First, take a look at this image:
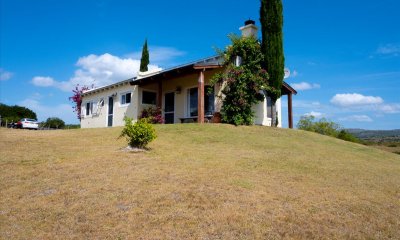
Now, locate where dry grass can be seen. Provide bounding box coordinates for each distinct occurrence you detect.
[0,124,399,239]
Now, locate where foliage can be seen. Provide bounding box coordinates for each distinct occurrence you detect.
[64,124,81,129]
[43,117,65,129]
[69,84,92,120]
[297,115,339,137]
[260,0,284,126]
[140,106,164,124]
[140,39,149,72]
[211,35,276,126]
[119,117,156,148]
[0,103,37,126]
[297,115,359,143]
[337,129,360,143]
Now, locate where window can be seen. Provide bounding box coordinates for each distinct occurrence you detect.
[142,91,157,105]
[121,92,131,105]
[187,86,215,117]
[85,102,94,116]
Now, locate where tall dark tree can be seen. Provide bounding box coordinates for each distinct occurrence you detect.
[139,39,149,72]
[260,0,284,127]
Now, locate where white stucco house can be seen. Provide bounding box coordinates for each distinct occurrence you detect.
[80,21,297,129]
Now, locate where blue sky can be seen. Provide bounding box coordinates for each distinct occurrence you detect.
[1,0,399,129]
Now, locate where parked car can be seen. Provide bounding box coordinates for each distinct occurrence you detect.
[16,118,39,130]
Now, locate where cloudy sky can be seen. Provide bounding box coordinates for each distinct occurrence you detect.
[1,0,399,129]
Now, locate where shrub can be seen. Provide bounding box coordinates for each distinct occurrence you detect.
[140,107,164,124]
[119,117,156,149]
[43,117,65,129]
[297,115,360,143]
[337,130,359,143]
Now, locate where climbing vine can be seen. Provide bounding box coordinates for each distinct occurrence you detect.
[211,35,278,125]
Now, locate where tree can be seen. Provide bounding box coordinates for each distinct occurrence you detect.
[139,39,149,72]
[43,117,65,129]
[69,84,92,121]
[260,0,284,127]
[211,35,273,126]
[0,103,37,126]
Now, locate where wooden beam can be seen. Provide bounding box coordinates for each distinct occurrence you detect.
[198,71,205,124]
[157,80,162,108]
[288,93,293,129]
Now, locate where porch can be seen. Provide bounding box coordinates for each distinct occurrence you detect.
[130,58,297,128]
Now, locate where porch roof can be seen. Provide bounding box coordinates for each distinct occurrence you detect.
[130,56,223,86]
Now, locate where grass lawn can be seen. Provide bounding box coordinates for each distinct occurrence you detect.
[1,124,399,239]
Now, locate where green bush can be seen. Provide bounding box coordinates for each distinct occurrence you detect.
[43,117,65,129]
[297,115,359,143]
[337,130,359,143]
[119,117,156,149]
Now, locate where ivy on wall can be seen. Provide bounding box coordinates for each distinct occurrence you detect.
[211,35,278,126]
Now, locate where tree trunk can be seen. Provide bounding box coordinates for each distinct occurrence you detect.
[270,101,277,127]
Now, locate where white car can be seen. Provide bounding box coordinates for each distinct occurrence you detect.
[17,118,39,130]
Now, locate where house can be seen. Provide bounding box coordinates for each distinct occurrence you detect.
[80,21,297,129]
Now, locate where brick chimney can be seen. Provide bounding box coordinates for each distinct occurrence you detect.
[239,20,258,38]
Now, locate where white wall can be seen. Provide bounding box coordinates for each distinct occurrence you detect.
[81,85,138,128]
[252,96,282,127]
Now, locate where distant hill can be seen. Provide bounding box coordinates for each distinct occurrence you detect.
[347,128,400,142]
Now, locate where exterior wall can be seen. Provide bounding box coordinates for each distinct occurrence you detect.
[81,84,138,128]
[252,96,282,127]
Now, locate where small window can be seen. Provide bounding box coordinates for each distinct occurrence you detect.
[86,102,90,116]
[121,92,131,105]
[85,102,94,116]
[142,91,157,105]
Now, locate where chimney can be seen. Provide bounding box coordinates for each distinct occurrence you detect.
[239,20,258,38]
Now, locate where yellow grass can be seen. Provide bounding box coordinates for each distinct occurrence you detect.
[1,124,399,239]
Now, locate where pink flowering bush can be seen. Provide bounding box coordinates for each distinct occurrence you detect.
[69,84,93,120]
[140,107,164,124]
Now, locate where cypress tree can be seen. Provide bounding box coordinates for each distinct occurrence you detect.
[260,0,284,127]
[139,39,149,72]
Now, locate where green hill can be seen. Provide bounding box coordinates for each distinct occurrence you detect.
[1,124,399,239]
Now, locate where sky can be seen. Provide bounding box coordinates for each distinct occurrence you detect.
[1,0,399,129]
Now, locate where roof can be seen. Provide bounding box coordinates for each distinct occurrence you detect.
[130,55,296,95]
[81,78,133,97]
[81,55,296,97]
[130,55,223,86]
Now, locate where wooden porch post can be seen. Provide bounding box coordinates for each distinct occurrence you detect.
[288,92,293,129]
[157,80,162,108]
[198,70,205,124]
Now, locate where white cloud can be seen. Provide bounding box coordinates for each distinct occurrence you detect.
[339,115,373,122]
[32,76,55,87]
[0,68,13,81]
[291,70,299,77]
[377,104,400,114]
[376,44,400,56]
[126,46,186,66]
[32,53,162,92]
[330,93,383,107]
[291,82,320,91]
[18,98,77,124]
[304,111,324,118]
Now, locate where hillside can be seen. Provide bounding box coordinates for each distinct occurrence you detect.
[1,125,399,239]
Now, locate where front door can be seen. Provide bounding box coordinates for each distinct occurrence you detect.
[164,92,175,124]
[108,96,114,127]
